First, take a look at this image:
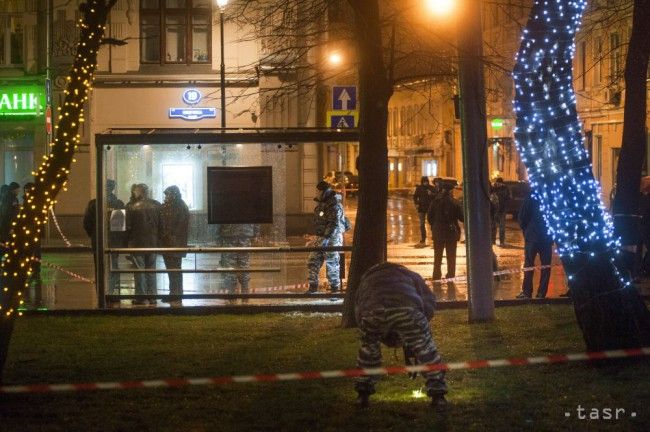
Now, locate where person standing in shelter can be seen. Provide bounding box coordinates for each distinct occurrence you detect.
[217,223,258,301]
[160,185,190,307]
[306,180,348,293]
[427,182,464,287]
[354,262,447,408]
[413,176,435,248]
[516,191,553,299]
[125,183,161,305]
[490,177,510,246]
[83,179,126,296]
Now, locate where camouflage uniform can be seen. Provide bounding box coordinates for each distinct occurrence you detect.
[307,188,345,292]
[218,224,258,293]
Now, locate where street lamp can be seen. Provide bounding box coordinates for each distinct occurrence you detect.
[425,0,455,16]
[217,0,228,127]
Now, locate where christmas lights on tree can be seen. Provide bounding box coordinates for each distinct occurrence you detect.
[513,0,650,349]
[0,1,116,326]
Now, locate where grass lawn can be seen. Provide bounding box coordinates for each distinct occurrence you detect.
[1,305,649,431]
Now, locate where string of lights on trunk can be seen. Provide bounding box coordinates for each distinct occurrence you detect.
[0,1,114,319]
[512,0,629,287]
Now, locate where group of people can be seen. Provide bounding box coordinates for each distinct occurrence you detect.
[414,175,554,299]
[84,180,191,306]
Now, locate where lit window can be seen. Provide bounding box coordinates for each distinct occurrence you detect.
[0,14,23,67]
[161,163,195,209]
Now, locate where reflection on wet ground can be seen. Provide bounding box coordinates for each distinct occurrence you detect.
[22,196,648,310]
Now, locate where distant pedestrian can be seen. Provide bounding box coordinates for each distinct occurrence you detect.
[491,177,510,246]
[160,185,190,307]
[217,223,259,302]
[516,192,553,299]
[413,176,435,247]
[83,179,126,296]
[427,182,463,286]
[125,183,161,305]
[354,262,447,408]
[306,181,348,293]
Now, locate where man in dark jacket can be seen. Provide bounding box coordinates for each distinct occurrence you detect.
[413,176,435,247]
[491,177,510,246]
[306,181,346,293]
[354,262,447,408]
[516,192,553,299]
[125,183,161,305]
[83,179,126,295]
[427,185,464,284]
[160,185,190,306]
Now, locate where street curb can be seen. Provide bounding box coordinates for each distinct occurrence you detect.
[18,298,580,317]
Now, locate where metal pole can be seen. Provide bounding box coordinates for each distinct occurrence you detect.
[457,1,495,322]
[95,139,106,308]
[220,8,226,128]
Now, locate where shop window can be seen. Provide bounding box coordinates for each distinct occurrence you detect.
[0,14,23,67]
[423,160,437,177]
[162,163,195,209]
[140,0,211,65]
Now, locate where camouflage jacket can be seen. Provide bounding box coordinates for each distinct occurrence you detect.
[313,189,344,238]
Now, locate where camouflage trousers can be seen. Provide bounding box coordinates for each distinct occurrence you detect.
[220,252,251,293]
[355,307,447,397]
[307,235,342,290]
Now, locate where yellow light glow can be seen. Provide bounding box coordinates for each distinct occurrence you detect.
[425,0,455,16]
[412,389,426,399]
[328,52,343,66]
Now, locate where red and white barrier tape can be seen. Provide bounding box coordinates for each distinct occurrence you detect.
[49,207,72,248]
[1,347,648,394]
[32,257,95,285]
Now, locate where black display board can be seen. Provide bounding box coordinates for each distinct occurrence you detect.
[207,166,273,224]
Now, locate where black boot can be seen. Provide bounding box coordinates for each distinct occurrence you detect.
[305,283,318,294]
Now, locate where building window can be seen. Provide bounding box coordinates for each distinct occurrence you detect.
[0,14,23,67]
[140,0,211,65]
[593,36,603,86]
[609,32,621,82]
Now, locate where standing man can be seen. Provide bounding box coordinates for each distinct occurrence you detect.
[516,191,553,299]
[306,180,346,293]
[217,223,258,300]
[125,183,161,305]
[413,176,435,247]
[159,185,190,307]
[491,177,510,246]
[427,181,463,286]
[83,179,126,295]
[354,262,447,408]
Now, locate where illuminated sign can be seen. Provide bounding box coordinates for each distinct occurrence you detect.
[169,107,216,120]
[0,84,45,118]
[491,118,504,129]
[182,88,202,105]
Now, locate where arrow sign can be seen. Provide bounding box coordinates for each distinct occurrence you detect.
[332,86,357,110]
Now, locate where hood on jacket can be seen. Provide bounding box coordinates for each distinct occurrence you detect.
[164,185,182,201]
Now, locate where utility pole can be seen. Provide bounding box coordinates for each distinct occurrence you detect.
[457,1,494,322]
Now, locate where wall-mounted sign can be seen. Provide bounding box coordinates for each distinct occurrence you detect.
[182,88,202,105]
[491,118,505,129]
[0,84,45,118]
[169,107,216,121]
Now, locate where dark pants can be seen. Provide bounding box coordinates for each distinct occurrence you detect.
[355,307,447,397]
[418,212,427,242]
[491,212,506,244]
[432,231,458,281]
[163,255,183,295]
[522,241,552,297]
[92,251,121,295]
[133,253,157,296]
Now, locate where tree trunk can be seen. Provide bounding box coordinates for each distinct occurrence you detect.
[514,0,650,351]
[0,0,116,379]
[612,0,650,273]
[341,0,392,327]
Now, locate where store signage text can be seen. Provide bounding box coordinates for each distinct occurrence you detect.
[0,85,45,118]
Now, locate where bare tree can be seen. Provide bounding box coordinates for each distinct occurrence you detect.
[0,0,117,379]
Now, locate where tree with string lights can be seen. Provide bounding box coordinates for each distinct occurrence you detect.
[513,0,650,350]
[0,0,117,379]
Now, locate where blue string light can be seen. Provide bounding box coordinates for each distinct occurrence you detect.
[512,0,630,287]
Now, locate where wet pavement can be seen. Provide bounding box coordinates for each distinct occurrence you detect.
[20,195,648,310]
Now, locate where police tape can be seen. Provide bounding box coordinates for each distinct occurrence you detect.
[1,347,648,394]
[32,257,95,285]
[49,207,73,248]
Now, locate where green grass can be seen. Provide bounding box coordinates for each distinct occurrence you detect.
[2,305,649,431]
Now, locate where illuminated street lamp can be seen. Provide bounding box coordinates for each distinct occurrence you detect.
[328,51,343,66]
[425,0,455,16]
[217,0,228,127]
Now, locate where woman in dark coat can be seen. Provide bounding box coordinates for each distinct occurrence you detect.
[159,185,190,305]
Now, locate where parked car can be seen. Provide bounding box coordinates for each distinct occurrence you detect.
[323,170,359,196]
[502,180,530,218]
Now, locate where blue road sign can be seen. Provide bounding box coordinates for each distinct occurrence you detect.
[169,107,216,120]
[329,114,355,128]
[45,78,52,105]
[332,86,357,110]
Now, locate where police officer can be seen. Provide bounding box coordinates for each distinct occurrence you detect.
[218,224,258,298]
[354,262,447,408]
[306,180,346,293]
[427,181,464,284]
[413,176,435,247]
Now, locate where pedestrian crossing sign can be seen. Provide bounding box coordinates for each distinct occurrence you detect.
[327,110,358,128]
